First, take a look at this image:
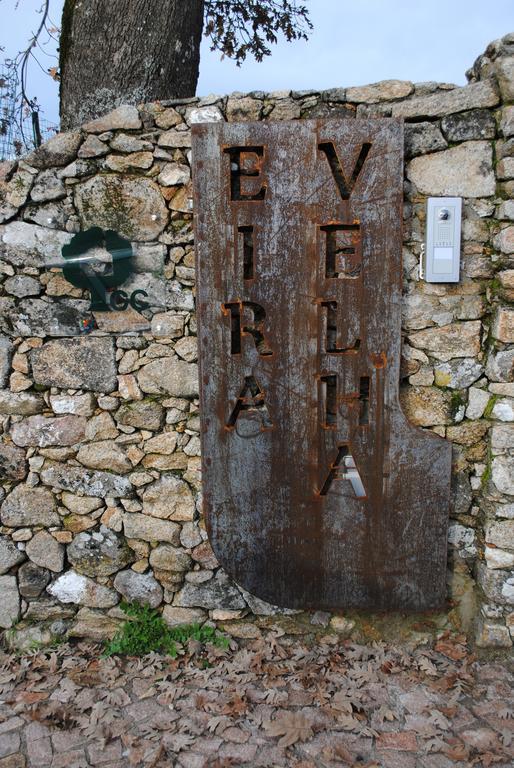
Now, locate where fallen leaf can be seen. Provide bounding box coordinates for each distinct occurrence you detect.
[499,730,512,748]
[332,743,355,764]
[331,691,354,714]
[264,711,314,747]
[15,691,48,705]
[221,694,248,716]
[132,678,157,699]
[418,656,439,677]
[375,704,398,723]
[481,751,505,767]
[27,700,80,730]
[429,710,451,730]
[102,687,131,707]
[434,639,468,661]
[207,715,231,734]
[444,740,469,761]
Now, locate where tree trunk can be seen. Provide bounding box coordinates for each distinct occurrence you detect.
[59,0,205,130]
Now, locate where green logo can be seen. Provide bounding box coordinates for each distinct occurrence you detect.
[61,227,149,312]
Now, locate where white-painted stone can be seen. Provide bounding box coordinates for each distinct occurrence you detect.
[186,106,224,124]
[47,570,119,607]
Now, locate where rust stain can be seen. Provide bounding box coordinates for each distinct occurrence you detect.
[192,118,451,611]
[371,352,388,369]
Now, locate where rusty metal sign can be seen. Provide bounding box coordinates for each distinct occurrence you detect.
[192,119,451,611]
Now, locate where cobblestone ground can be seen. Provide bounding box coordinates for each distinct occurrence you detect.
[0,633,512,767]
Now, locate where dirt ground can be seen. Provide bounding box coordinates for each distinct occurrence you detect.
[0,631,512,767]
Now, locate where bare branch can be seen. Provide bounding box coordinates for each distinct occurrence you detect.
[204,0,312,65]
[3,0,56,153]
[18,0,51,110]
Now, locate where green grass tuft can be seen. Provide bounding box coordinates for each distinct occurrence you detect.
[483,394,497,419]
[450,390,466,420]
[103,602,229,658]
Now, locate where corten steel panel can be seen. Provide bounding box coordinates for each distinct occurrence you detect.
[192,119,451,611]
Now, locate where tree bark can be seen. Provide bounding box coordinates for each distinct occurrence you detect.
[59,0,205,130]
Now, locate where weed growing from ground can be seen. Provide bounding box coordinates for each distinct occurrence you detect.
[103,602,229,658]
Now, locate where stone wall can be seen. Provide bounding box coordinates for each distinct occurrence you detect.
[0,33,513,649]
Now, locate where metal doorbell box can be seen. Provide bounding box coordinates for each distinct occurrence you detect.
[422,197,462,283]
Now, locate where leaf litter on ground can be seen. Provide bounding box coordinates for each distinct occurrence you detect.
[0,627,512,767]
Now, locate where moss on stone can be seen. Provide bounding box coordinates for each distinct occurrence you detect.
[483,394,498,419]
[450,391,466,419]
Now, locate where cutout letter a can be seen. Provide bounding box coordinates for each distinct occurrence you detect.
[227,375,273,430]
[319,445,366,498]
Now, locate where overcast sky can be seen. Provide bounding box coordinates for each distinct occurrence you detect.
[2,0,513,127]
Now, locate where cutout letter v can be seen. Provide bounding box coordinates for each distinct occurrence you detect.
[318,141,371,200]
